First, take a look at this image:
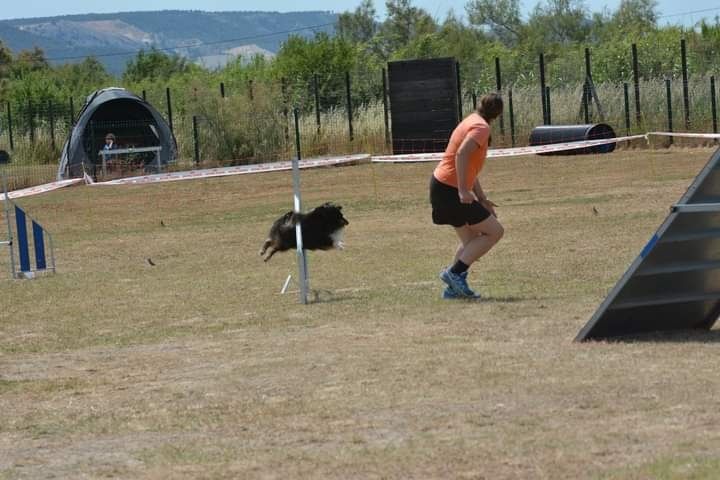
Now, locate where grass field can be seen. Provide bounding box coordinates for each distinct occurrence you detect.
[2,147,720,479]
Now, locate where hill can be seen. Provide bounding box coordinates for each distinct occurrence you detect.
[0,10,337,74]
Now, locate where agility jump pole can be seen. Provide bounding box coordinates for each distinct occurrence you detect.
[292,108,309,304]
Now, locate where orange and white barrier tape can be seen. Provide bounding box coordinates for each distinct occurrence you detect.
[646,131,720,140]
[371,134,648,163]
[91,154,371,186]
[2,132,719,199]
[1,178,84,201]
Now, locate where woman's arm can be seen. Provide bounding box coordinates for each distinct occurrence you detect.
[472,178,486,201]
[473,178,498,217]
[455,137,480,204]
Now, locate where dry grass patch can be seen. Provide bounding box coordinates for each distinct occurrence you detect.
[2,147,720,478]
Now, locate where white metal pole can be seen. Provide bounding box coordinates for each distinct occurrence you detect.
[292,108,309,304]
[291,154,309,305]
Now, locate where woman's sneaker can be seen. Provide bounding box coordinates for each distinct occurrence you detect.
[440,269,481,298]
[442,286,461,299]
[442,286,482,300]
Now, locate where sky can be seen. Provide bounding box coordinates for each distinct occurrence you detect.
[1,0,719,24]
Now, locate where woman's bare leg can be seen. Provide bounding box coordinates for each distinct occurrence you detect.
[453,224,476,263]
[454,215,504,267]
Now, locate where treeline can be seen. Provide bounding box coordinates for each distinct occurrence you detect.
[1,0,720,110]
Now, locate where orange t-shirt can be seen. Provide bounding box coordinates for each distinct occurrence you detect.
[433,113,490,190]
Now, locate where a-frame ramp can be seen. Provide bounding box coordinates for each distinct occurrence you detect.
[576,147,720,341]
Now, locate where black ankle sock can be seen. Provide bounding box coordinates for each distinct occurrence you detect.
[450,260,469,274]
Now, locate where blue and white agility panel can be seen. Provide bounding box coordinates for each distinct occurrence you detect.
[2,201,56,279]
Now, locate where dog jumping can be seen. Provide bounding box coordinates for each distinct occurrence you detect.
[260,202,349,262]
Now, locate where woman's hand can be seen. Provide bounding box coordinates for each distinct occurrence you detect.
[480,198,498,217]
[458,189,477,204]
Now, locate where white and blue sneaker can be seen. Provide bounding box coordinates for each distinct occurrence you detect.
[440,269,481,299]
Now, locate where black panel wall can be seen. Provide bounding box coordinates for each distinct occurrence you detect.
[388,58,459,155]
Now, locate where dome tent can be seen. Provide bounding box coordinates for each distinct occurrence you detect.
[58,87,177,179]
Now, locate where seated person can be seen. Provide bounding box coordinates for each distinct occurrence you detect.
[99,133,124,174]
[103,133,117,151]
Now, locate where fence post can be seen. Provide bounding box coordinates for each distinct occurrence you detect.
[623,82,631,135]
[192,115,200,165]
[632,43,641,126]
[495,57,505,135]
[6,102,13,150]
[472,92,477,110]
[165,87,174,134]
[345,71,354,142]
[220,82,226,98]
[48,99,56,150]
[585,47,591,77]
[456,61,463,120]
[69,97,75,127]
[248,79,254,101]
[27,100,35,143]
[711,76,718,134]
[539,53,547,125]
[545,86,552,125]
[665,78,673,145]
[281,78,289,142]
[680,38,690,130]
[382,68,390,147]
[313,74,321,135]
[583,80,590,123]
[508,87,516,147]
[142,90,147,101]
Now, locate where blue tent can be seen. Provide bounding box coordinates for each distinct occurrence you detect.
[58,87,177,179]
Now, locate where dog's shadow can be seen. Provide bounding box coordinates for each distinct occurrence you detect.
[307,289,360,304]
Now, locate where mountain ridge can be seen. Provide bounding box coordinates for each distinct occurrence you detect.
[0,10,338,74]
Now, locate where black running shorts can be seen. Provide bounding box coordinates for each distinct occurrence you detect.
[429,175,491,227]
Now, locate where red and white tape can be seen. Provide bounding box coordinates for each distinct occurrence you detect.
[371,134,648,163]
[91,154,371,186]
[646,131,720,140]
[2,132,718,199]
[1,178,84,201]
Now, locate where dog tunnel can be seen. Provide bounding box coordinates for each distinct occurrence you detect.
[528,123,616,155]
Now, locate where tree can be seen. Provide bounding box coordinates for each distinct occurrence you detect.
[337,0,377,44]
[12,46,49,78]
[273,33,358,107]
[528,0,591,45]
[466,0,524,47]
[55,57,111,93]
[123,48,193,83]
[373,0,437,58]
[612,0,658,32]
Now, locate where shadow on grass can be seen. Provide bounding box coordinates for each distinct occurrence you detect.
[307,290,361,304]
[595,328,720,343]
[480,295,527,303]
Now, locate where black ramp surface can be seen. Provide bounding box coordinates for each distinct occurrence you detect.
[576,147,720,341]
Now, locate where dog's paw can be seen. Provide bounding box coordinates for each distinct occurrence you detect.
[335,241,345,250]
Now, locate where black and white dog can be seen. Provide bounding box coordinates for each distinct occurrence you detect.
[260,202,349,262]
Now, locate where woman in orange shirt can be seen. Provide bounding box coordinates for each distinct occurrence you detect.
[430,93,505,299]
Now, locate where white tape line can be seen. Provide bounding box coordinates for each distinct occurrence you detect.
[91,154,371,186]
[2,131,717,199]
[371,134,647,163]
[1,178,84,201]
[647,131,720,139]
